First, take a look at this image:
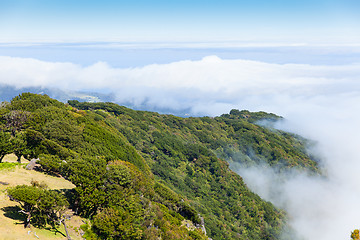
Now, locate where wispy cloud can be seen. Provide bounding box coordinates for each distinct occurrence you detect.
[1,55,360,239]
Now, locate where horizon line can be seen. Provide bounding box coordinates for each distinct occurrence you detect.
[1,40,360,49]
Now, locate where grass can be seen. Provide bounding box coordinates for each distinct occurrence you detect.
[0,154,84,239]
[0,162,23,171]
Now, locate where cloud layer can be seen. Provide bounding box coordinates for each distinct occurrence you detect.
[1,55,360,239]
[1,55,359,115]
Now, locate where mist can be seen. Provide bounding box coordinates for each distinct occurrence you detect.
[1,55,360,239]
[232,94,360,239]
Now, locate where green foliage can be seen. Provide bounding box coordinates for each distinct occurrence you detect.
[0,94,320,239]
[92,207,143,240]
[8,185,41,206]
[64,156,108,217]
[9,92,63,111]
[1,94,209,239]
[0,162,21,170]
[69,102,299,239]
[80,222,99,240]
[24,129,75,159]
[10,132,28,162]
[42,119,83,149]
[189,229,208,240]
[0,131,12,162]
[38,154,63,174]
[154,182,180,203]
[7,185,68,228]
[106,163,132,187]
[4,110,30,136]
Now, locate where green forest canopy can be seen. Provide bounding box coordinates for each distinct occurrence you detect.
[1,93,319,240]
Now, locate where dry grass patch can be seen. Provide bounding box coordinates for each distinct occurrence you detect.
[2,153,27,163]
[0,154,84,239]
[0,154,74,191]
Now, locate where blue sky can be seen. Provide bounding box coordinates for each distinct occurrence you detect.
[1,0,359,43]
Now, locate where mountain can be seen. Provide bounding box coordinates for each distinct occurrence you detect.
[0,84,193,116]
[0,84,115,103]
[0,93,319,239]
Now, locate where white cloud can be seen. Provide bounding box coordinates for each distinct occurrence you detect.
[1,55,359,114]
[1,55,360,239]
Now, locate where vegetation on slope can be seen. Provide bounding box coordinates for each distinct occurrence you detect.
[0,93,319,239]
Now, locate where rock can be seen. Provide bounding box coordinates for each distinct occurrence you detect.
[26,158,39,170]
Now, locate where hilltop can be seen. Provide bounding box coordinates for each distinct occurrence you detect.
[0,93,318,239]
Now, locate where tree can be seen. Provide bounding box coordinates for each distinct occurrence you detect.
[106,163,131,187]
[92,207,143,240]
[10,132,27,162]
[7,184,68,228]
[0,131,12,162]
[65,157,107,217]
[4,110,30,136]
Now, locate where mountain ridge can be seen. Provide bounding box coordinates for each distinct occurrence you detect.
[0,93,318,239]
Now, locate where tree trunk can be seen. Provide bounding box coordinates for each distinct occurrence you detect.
[18,210,31,228]
[62,218,72,240]
[0,154,4,163]
[16,154,21,163]
[25,212,31,228]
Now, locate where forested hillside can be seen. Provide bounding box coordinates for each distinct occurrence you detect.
[0,93,318,239]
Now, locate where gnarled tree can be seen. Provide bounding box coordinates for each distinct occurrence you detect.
[0,131,12,162]
[7,184,68,229]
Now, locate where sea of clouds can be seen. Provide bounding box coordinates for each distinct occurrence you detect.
[1,55,360,239]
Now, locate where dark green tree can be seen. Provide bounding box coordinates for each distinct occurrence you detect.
[92,207,143,240]
[64,157,108,217]
[0,131,12,162]
[4,110,30,136]
[7,184,68,228]
[10,132,27,162]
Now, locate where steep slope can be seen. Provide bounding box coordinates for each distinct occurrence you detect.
[0,93,318,239]
[69,101,319,239]
[69,101,318,172]
[1,93,207,239]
